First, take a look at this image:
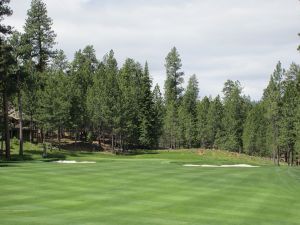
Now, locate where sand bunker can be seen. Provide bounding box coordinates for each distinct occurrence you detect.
[55,160,96,164]
[183,164,259,168]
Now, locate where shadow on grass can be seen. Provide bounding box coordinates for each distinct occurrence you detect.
[0,163,19,167]
[119,149,159,156]
[1,149,82,164]
[59,142,100,152]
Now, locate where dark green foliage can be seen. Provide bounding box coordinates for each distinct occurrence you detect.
[69,45,98,134]
[152,84,164,147]
[279,64,300,164]
[0,39,16,160]
[178,75,199,148]
[196,96,210,148]
[206,95,223,148]
[243,103,268,156]
[0,0,12,36]
[118,58,142,149]
[163,47,184,148]
[24,0,56,72]
[86,50,119,148]
[19,0,57,145]
[0,0,14,92]
[87,52,160,150]
[263,62,284,164]
[100,50,120,139]
[0,40,15,94]
[50,49,69,72]
[8,31,30,156]
[87,63,106,131]
[37,71,71,131]
[216,80,249,152]
[1,0,299,165]
[138,62,156,148]
[21,64,39,129]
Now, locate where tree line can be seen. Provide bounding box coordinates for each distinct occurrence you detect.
[0,0,299,165]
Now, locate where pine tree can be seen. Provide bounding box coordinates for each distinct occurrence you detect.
[102,50,120,150]
[138,62,155,148]
[86,62,107,149]
[0,0,12,36]
[24,0,56,72]
[243,102,267,156]
[8,31,28,156]
[37,70,71,149]
[22,0,56,144]
[206,95,223,149]
[183,75,199,147]
[279,63,300,165]
[22,62,38,143]
[118,58,142,150]
[0,0,13,160]
[0,40,15,160]
[50,49,69,72]
[196,96,210,148]
[263,62,284,165]
[70,45,98,141]
[163,47,184,149]
[152,84,164,148]
[218,80,246,152]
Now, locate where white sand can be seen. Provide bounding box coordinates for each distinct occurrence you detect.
[183,164,259,168]
[55,160,96,164]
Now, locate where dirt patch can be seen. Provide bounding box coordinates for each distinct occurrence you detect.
[197,149,206,156]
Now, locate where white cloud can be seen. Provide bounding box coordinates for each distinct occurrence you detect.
[6,0,300,100]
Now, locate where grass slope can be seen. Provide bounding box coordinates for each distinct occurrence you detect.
[1,142,300,225]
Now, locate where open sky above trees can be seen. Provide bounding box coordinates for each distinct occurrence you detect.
[7,0,300,100]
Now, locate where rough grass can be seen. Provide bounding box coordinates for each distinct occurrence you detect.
[0,141,299,225]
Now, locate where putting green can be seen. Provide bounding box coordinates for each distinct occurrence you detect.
[0,150,300,225]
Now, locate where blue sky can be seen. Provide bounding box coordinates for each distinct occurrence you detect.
[7,0,300,100]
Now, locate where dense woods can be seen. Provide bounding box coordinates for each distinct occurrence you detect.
[1,0,300,165]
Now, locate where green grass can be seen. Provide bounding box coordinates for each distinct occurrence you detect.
[1,142,300,225]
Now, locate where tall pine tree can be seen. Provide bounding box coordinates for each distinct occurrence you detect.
[0,0,13,160]
[179,75,199,148]
[152,84,164,148]
[163,47,184,149]
[138,62,156,148]
[206,95,223,149]
[263,62,284,165]
[24,0,56,72]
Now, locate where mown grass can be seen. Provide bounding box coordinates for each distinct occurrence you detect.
[0,141,299,225]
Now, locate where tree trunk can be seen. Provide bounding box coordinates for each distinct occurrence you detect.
[273,149,276,165]
[277,147,280,166]
[97,129,102,151]
[98,137,101,150]
[58,126,61,150]
[75,129,78,144]
[3,91,10,160]
[120,134,123,152]
[112,134,114,152]
[0,139,3,159]
[41,127,44,144]
[29,114,33,143]
[17,75,24,156]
